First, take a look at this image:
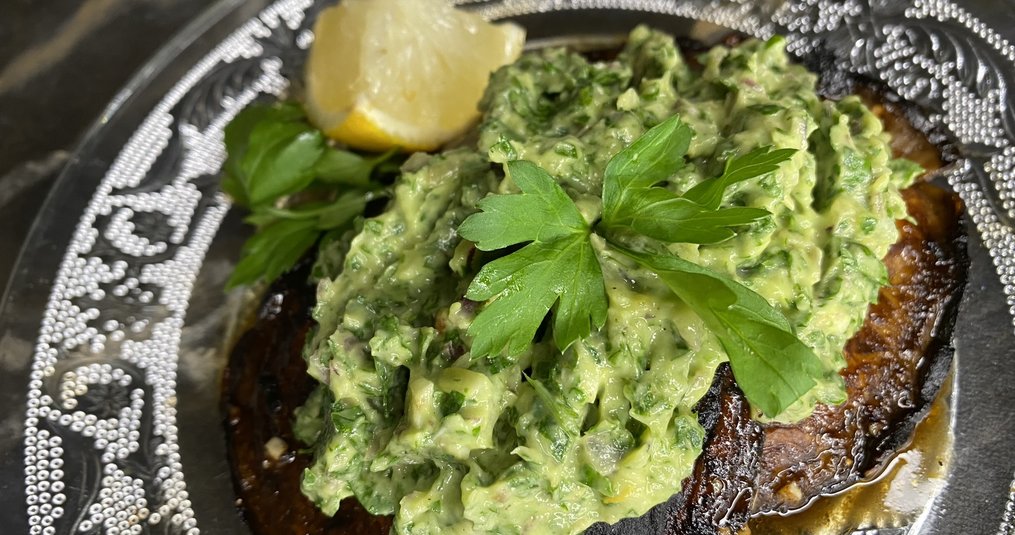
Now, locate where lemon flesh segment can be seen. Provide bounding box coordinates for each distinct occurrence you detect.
[305,0,526,152]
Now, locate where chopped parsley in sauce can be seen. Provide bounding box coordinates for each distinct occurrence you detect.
[293,27,916,534]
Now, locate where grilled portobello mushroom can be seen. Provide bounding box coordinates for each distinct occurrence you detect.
[222,37,967,535]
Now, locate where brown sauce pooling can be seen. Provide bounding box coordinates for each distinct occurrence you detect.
[747,376,953,534]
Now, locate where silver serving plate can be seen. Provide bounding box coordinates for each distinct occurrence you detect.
[1,0,1014,533]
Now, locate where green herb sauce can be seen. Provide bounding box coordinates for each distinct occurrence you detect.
[295,27,916,534]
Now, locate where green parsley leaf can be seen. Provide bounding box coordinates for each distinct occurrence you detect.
[223,102,322,207]
[459,160,607,358]
[681,146,797,209]
[221,102,398,288]
[253,190,370,230]
[223,103,395,209]
[315,191,371,229]
[601,115,693,222]
[526,374,580,435]
[222,102,305,202]
[457,112,825,417]
[459,160,587,250]
[315,147,398,188]
[614,246,827,417]
[887,157,925,188]
[747,103,782,115]
[605,185,770,244]
[438,390,467,416]
[229,191,372,289]
[601,117,794,244]
[240,122,325,206]
[226,217,320,290]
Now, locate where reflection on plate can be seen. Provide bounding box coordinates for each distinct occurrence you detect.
[6,0,1015,534]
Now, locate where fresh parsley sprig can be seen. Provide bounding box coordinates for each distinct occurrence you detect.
[612,247,825,417]
[222,102,396,289]
[458,160,608,357]
[601,117,785,244]
[459,114,826,417]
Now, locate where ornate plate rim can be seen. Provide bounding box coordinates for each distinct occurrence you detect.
[6,0,1015,534]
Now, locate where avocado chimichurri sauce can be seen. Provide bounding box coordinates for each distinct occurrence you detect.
[291,27,920,534]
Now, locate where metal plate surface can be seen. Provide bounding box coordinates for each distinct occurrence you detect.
[1,0,1015,533]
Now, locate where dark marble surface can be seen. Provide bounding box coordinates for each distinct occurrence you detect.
[1,0,1013,293]
[0,0,210,288]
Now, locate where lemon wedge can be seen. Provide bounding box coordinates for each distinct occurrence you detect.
[304,0,525,152]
